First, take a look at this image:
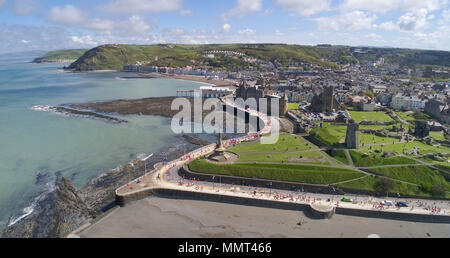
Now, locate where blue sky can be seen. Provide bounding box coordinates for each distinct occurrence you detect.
[0,0,449,54]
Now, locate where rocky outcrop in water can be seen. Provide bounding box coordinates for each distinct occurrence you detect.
[1,135,198,238]
[1,178,92,238]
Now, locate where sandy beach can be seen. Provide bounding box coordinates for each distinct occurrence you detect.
[169,74,237,88]
[79,197,450,238]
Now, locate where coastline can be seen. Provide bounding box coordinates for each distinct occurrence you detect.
[166,74,237,88]
[62,68,238,88]
[1,132,207,238]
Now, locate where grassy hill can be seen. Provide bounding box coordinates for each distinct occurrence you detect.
[66,44,344,71]
[64,44,450,71]
[33,49,87,63]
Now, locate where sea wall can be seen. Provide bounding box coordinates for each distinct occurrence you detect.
[335,207,450,224]
[115,187,450,224]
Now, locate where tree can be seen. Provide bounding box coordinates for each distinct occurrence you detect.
[365,90,374,99]
[431,184,446,197]
[424,66,434,78]
[376,177,395,194]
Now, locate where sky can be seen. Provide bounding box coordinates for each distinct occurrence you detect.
[0,0,449,54]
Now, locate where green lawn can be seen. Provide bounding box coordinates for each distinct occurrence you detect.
[349,111,393,123]
[288,103,300,110]
[310,123,346,146]
[396,111,416,122]
[360,141,450,155]
[330,150,350,165]
[229,134,313,153]
[337,176,435,198]
[350,151,417,167]
[359,133,401,145]
[311,123,402,147]
[189,159,365,185]
[369,166,450,192]
[237,151,329,165]
[430,131,446,141]
[359,125,394,130]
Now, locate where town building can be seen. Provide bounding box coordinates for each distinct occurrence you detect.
[425,99,450,124]
[391,94,427,111]
[310,86,341,112]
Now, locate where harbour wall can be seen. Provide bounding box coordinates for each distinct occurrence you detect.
[116,187,450,224]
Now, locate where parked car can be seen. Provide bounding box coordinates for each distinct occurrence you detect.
[396,202,408,207]
[381,200,394,206]
[341,197,353,203]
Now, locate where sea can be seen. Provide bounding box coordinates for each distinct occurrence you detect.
[0,53,206,231]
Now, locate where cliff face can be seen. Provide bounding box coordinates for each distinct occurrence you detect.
[67,45,136,71]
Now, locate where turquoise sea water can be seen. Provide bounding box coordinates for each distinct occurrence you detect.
[0,54,202,230]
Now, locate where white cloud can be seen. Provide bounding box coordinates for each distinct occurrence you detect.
[317,11,377,31]
[397,8,428,31]
[439,9,450,25]
[365,33,383,41]
[376,21,398,31]
[223,0,262,20]
[340,0,447,13]
[275,30,284,36]
[47,5,151,38]
[238,28,256,36]
[222,24,231,33]
[275,0,331,17]
[113,16,151,37]
[88,18,115,31]
[13,0,40,15]
[0,24,101,54]
[71,35,98,46]
[48,5,87,27]
[102,0,182,14]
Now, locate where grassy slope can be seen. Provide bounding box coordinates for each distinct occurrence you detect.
[310,123,346,146]
[237,151,329,165]
[330,150,350,165]
[54,44,450,71]
[311,123,401,147]
[349,111,393,123]
[189,159,364,185]
[67,44,341,71]
[337,175,430,197]
[228,134,313,153]
[33,49,87,63]
[360,141,450,155]
[369,166,450,192]
[350,151,417,167]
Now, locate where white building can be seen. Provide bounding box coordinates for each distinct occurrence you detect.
[177,86,235,98]
[372,85,387,94]
[391,94,427,111]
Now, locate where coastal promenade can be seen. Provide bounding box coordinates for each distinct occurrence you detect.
[116,95,275,196]
[115,96,450,223]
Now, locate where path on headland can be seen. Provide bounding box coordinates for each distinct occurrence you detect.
[115,96,450,219]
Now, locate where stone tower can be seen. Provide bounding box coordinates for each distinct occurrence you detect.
[345,120,359,149]
[310,86,340,113]
[414,120,430,138]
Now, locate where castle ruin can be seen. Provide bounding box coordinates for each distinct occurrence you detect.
[345,120,359,149]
